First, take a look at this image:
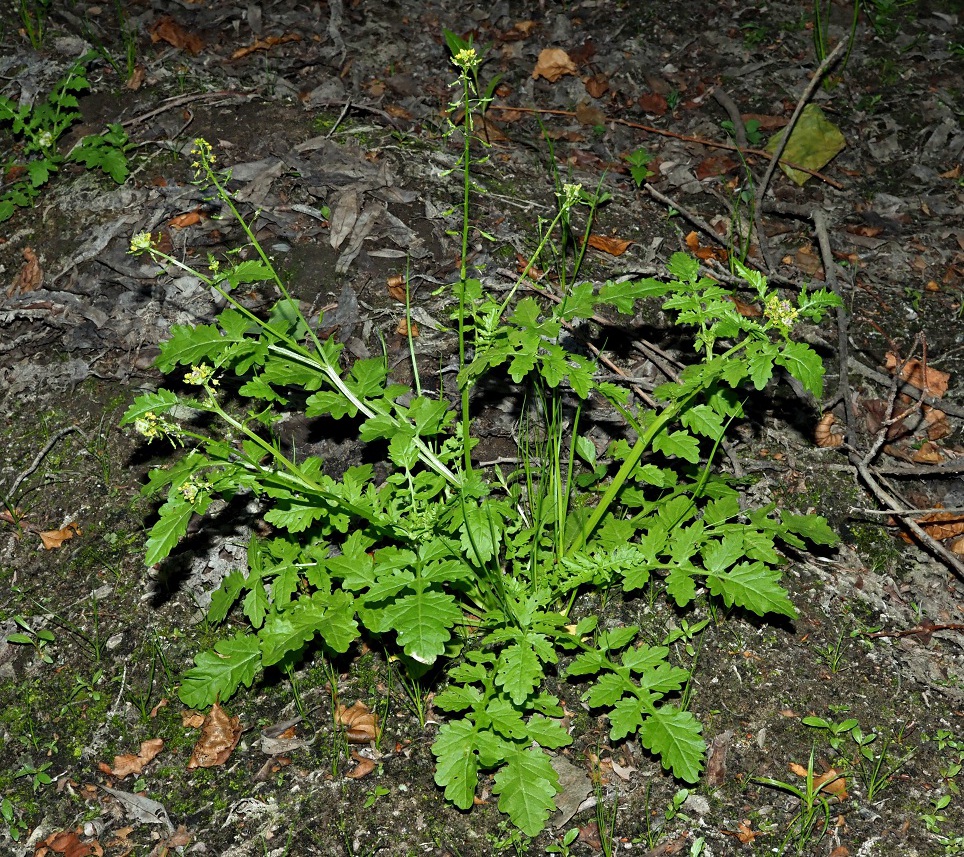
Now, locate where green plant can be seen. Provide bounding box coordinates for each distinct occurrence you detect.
[14,762,53,795]
[755,747,843,855]
[812,0,860,74]
[625,147,655,184]
[721,119,763,146]
[123,42,839,837]
[0,55,131,223]
[16,0,51,49]
[1,797,28,842]
[6,616,55,664]
[363,785,389,808]
[813,629,848,672]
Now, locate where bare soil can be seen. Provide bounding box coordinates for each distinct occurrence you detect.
[1,1,963,856]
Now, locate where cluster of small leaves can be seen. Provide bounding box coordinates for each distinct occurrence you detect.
[0,54,131,222]
[125,172,840,835]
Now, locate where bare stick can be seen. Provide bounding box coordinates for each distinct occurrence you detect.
[2,426,84,504]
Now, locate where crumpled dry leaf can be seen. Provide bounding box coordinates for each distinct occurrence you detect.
[884,352,950,397]
[532,48,578,82]
[8,246,43,297]
[789,762,848,799]
[100,738,164,778]
[187,702,242,769]
[814,412,845,448]
[336,701,380,743]
[586,234,632,256]
[36,829,103,857]
[149,15,204,55]
[345,754,377,779]
[40,522,81,550]
[575,101,606,127]
[230,33,301,60]
[169,211,202,229]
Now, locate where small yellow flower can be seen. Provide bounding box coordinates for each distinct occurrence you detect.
[129,232,155,254]
[184,364,218,386]
[452,47,479,72]
[559,183,583,210]
[133,411,178,442]
[763,293,800,334]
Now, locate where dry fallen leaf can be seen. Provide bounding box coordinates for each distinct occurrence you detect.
[735,819,761,844]
[532,48,578,82]
[37,828,103,857]
[40,522,81,550]
[814,412,845,448]
[584,73,608,98]
[884,352,950,397]
[586,234,632,256]
[169,211,202,229]
[149,15,204,54]
[395,318,418,337]
[638,91,669,116]
[789,762,848,799]
[8,246,43,297]
[187,702,242,769]
[336,701,380,743]
[230,33,301,60]
[345,754,377,779]
[575,101,606,127]
[101,738,164,778]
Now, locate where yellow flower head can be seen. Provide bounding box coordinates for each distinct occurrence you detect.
[452,48,479,72]
[129,232,155,254]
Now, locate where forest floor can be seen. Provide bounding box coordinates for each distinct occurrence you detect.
[1,1,963,855]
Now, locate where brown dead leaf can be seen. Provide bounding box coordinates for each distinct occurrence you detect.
[336,701,380,743]
[912,441,944,464]
[230,33,301,60]
[638,91,668,116]
[726,294,761,318]
[735,819,761,844]
[576,821,602,850]
[695,155,738,181]
[789,762,848,799]
[910,510,964,542]
[187,702,241,769]
[586,234,632,256]
[793,243,824,276]
[584,74,608,99]
[101,738,164,778]
[814,412,845,448]
[149,15,204,54]
[684,230,727,262]
[169,211,202,229]
[345,754,377,779]
[149,698,169,718]
[39,829,103,857]
[532,48,578,82]
[386,275,407,302]
[885,352,950,397]
[829,847,850,857]
[182,710,205,728]
[125,65,145,90]
[8,246,43,297]
[395,318,418,337]
[575,101,606,127]
[705,730,733,787]
[40,522,81,550]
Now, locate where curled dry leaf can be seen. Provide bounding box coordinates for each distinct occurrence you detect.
[789,762,848,800]
[814,412,845,448]
[169,211,202,229]
[40,522,81,550]
[386,275,407,302]
[187,702,242,769]
[149,16,204,55]
[395,318,418,337]
[336,701,380,743]
[230,33,301,60]
[586,234,632,256]
[884,352,950,397]
[38,829,103,857]
[101,738,164,779]
[8,246,43,297]
[345,754,377,779]
[532,48,578,82]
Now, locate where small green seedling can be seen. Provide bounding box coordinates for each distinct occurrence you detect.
[6,616,56,664]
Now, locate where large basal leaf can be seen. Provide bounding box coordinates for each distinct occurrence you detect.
[639,705,705,784]
[433,719,480,809]
[178,632,261,709]
[492,746,560,837]
[383,589,462,665]
[121,389,180,423]
[495,643,543,706]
